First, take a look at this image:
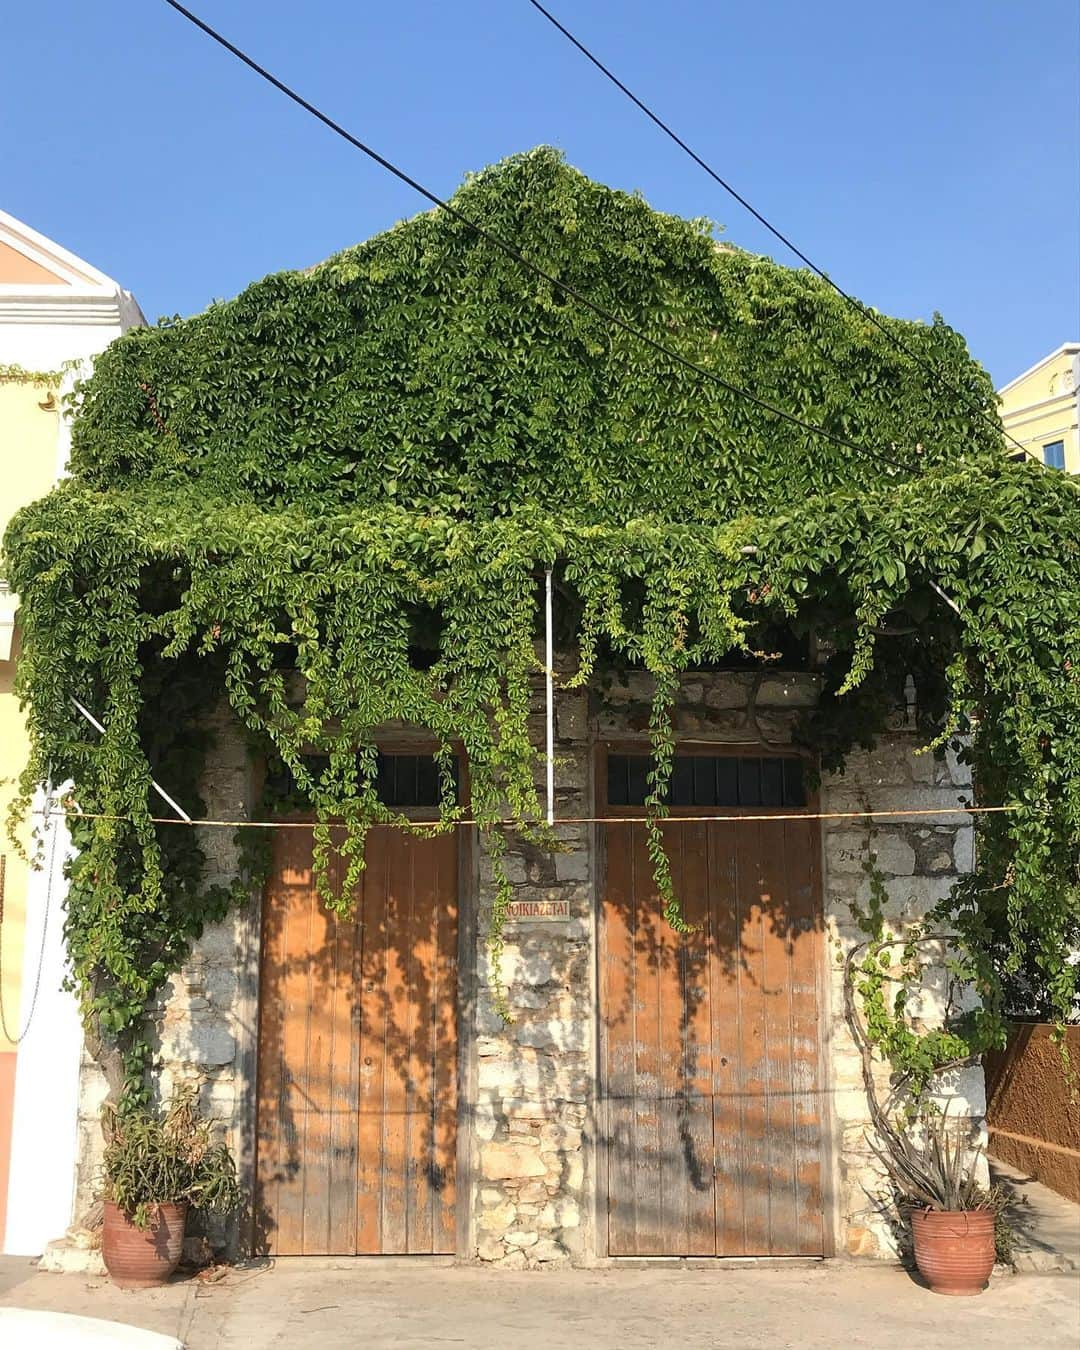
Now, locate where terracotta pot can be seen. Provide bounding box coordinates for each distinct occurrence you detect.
[102,1200,188,1289]
[910,1207,995,1296]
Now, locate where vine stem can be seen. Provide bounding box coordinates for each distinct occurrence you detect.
[843,932,982,1151]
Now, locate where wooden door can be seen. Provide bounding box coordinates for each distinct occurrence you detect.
[599,750,827,1257]
[256,824,458,1255]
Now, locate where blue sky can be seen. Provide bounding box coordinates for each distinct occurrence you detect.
[3,1,1077,386]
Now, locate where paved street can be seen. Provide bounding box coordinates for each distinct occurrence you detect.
[1,1260,1077,1349]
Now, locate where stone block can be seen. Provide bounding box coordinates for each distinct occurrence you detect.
[556,693,588,741]
[480,1141,547,1180]
[756,674,820,707]
[845,1224,881,1258]
[509,987,548,1011]
[908,748,948,785]
[37,1239,106,1276]
[515,1020,586,1052]
[477,1200,516,1232]
[554,850,589,882]
[532,1238,570,1262]
[701,674,753,709]
[190,921,239,964]
[945,743,972,787]
[623,672,656,702]
[538,1197,581,1230]
[825,744,910,792]
[476,997,507,1036]
[474,1102,500,1142]
[954,826,974,871]
[505,1230,538,1247]
[825,829,869,875]
[563,1152,585,1193]
[539,1123,583,1152]
[485,946,554,988]
[503,1098,550,1121]
[869,833,916,877]
[477,1233,505,1262]
[157,1019,236,1068]
[78,1064,110,1117]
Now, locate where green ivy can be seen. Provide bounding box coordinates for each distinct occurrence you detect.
[3,149,1078,1102]
[0,361,68,387]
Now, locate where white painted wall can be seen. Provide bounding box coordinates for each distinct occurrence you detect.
[3,798,82,1256]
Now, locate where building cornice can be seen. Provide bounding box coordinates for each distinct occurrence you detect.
[1000,389,1080,424]
[998,342,1080,397]
[0,291,132,327]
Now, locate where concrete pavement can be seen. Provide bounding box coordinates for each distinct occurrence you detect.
[0,1258,1077,1349]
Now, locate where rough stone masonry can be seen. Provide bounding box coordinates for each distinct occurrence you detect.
[68,670,985,1267]
[466,668,982,1267]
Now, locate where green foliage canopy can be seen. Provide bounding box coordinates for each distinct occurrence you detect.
[4,149,1078,1096]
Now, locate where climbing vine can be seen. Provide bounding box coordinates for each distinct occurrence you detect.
[0,362,63,387]
[3,149,1078,1103]
[843,819,995,1101]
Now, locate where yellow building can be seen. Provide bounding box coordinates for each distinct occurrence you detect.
[0,209,143,1254]
[998,342,1080,472]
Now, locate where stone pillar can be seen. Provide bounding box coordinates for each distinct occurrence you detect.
[153,704,257,1259]
[821,739,984,1259]
[73,706,256,1260]
[471,666,593,1267]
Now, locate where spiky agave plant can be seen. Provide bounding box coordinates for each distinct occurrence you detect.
[868,1108,987,1211]
[102,1084,240,1229]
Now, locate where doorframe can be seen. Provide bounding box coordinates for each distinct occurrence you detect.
[592,737,835,1259]
[455,801,478,1264]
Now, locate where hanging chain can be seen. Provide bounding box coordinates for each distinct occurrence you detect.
[0,794,61,1045]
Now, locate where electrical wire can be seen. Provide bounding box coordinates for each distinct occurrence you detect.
[523,0,1046,468]
[31,802,1017,831]
[161,0,915,476]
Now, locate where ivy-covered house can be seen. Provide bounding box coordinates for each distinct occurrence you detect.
[4,150,1078,1269]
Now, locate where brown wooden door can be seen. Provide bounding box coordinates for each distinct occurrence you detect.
[256,825,458,1255]
[599,751,827,1257]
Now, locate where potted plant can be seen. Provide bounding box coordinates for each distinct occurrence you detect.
[869,1109,1007,1296]
[101,1085,240,1289]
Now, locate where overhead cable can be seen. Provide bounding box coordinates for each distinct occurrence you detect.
[161,0,916,475]
[524,0,1044,467]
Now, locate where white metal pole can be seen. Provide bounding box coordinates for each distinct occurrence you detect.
[929,580,962,617]
[71,698,193,822]
[545,568,555,827]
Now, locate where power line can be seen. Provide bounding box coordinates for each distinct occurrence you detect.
[523,0,1045,468]
[31,803,1013,830]
[161,0,914,476]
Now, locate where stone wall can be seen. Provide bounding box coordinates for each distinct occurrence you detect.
[470,667,985,1266]
[469,667,826,1267]
[67,670,985,1267]
[819,738,985,1258]
[72,706,257,1262]
[471,650,593,1267]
